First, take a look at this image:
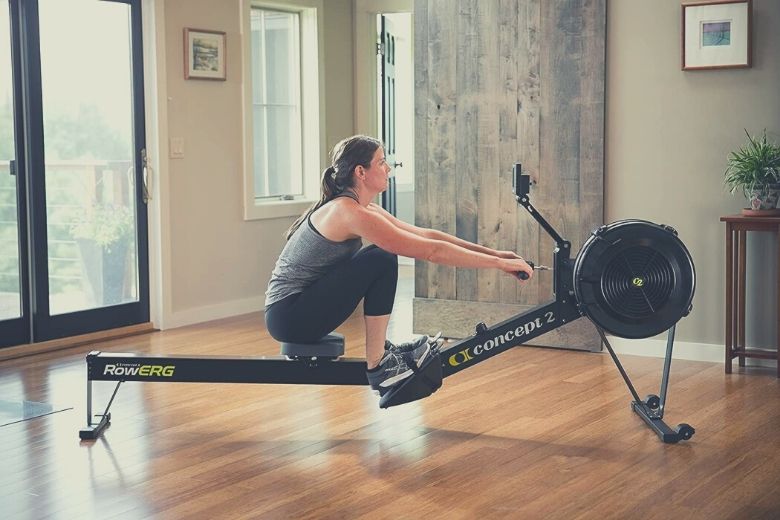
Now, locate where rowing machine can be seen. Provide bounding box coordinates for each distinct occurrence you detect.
[79,164,696,444]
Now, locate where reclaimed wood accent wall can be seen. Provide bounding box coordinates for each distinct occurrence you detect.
[414,0,606,349]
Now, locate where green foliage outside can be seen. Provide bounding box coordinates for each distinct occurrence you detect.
[70,203,134,249]
[0,96,11,159]
[0,97,18,294]
[0,96,131,295]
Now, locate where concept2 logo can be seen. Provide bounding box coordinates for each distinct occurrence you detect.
[448,312,556,367]
[103,363,176,377]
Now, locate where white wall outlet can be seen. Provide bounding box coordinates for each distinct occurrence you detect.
[170,137,185,159]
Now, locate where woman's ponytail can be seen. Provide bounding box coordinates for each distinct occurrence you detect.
[286,166,338,240]
[322,166,339,199]
[284,135,382,240]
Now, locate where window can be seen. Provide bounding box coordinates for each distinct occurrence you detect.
[244,2,322,220]
[251,8,302,199]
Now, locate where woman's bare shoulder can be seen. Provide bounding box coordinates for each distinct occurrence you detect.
[329,196,367,216]
[313,197,368,239]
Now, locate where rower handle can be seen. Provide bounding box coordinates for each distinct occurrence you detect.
[515,261,534,280]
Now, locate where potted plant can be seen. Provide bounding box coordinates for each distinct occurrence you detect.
[70,203,134,305]
[724,129,780,215]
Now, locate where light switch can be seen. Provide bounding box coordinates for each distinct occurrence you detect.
[170,137,185,159]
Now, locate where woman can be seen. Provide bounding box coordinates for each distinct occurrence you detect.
[265,135,533,397]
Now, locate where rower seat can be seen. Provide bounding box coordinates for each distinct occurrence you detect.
[280,332,345,360]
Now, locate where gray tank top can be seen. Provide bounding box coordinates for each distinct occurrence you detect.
[265,193,363,308]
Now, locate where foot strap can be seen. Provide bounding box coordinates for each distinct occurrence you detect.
[403,351,440,392]
[379,348,443,409]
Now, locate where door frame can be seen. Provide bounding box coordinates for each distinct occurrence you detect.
[352,0,412,137]
[0,0,31,347]
[4,0,150,345]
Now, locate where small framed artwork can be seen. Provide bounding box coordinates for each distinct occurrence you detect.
[184,28,226,80]
[682,0,752,70]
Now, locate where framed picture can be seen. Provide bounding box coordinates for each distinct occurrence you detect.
[184,28,226,80]
[682,0,752,70]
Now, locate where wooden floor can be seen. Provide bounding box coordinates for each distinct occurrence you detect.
[2,297,780,518]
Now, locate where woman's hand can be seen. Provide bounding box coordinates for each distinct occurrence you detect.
[498,257,533,280]
[494,249,533,279]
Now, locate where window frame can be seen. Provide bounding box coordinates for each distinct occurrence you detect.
[241,0,324,220]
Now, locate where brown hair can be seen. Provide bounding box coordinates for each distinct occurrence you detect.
[286,135,382,239]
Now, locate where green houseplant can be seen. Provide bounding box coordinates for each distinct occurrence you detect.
[724,129,780,213]
[70,203,134,305]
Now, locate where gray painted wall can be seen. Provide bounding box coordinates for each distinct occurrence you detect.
[607,0,780,346]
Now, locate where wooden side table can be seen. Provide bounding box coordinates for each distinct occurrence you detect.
[720,215,780,377]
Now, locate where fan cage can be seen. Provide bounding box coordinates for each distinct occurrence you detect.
[600,246,676,320]
[573,220,695,339]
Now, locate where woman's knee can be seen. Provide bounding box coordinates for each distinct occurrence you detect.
[362,245,398,273]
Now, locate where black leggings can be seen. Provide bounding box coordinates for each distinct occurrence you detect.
[265,245,398,343]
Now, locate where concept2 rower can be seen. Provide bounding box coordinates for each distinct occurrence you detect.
[80,165,696,444]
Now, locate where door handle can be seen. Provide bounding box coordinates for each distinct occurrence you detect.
[392,161,403,169]
[141,148,152,203]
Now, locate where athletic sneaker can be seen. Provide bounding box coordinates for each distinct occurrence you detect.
[366,338,431,396]
[386,332,443,355]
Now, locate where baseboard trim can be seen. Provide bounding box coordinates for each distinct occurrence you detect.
[606,335,724,363]
[0,322,156,361]
[164,296,266,330]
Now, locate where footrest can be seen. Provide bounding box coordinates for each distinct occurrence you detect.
[379,351,443,408]
[631,401,696,444]
[79,413,111,441]
[280,333,345,359]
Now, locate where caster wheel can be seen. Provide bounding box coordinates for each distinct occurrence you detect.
[676,423,695,441]
[644,394,660,410]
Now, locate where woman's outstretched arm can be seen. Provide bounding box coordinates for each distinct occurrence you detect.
[367,203,522,260]
[346,203,533,278]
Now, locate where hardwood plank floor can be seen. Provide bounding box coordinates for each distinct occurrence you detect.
[1,274,779,519]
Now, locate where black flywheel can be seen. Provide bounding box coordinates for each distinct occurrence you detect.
[573,220,695,339]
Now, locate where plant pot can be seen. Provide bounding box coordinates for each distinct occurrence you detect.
[77,238,130,306]
[102,240,130,305]
[771,183,780,207]
[746,184,780,211]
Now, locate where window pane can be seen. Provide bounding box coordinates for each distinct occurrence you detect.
[38,0,138,315]
[265,13,294,105]
[266,105,297,195]
[251,9,302,199]
[0,2,21,321]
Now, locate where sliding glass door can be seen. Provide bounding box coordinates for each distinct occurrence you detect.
[0,0,148,348]
[0,0,28,346]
